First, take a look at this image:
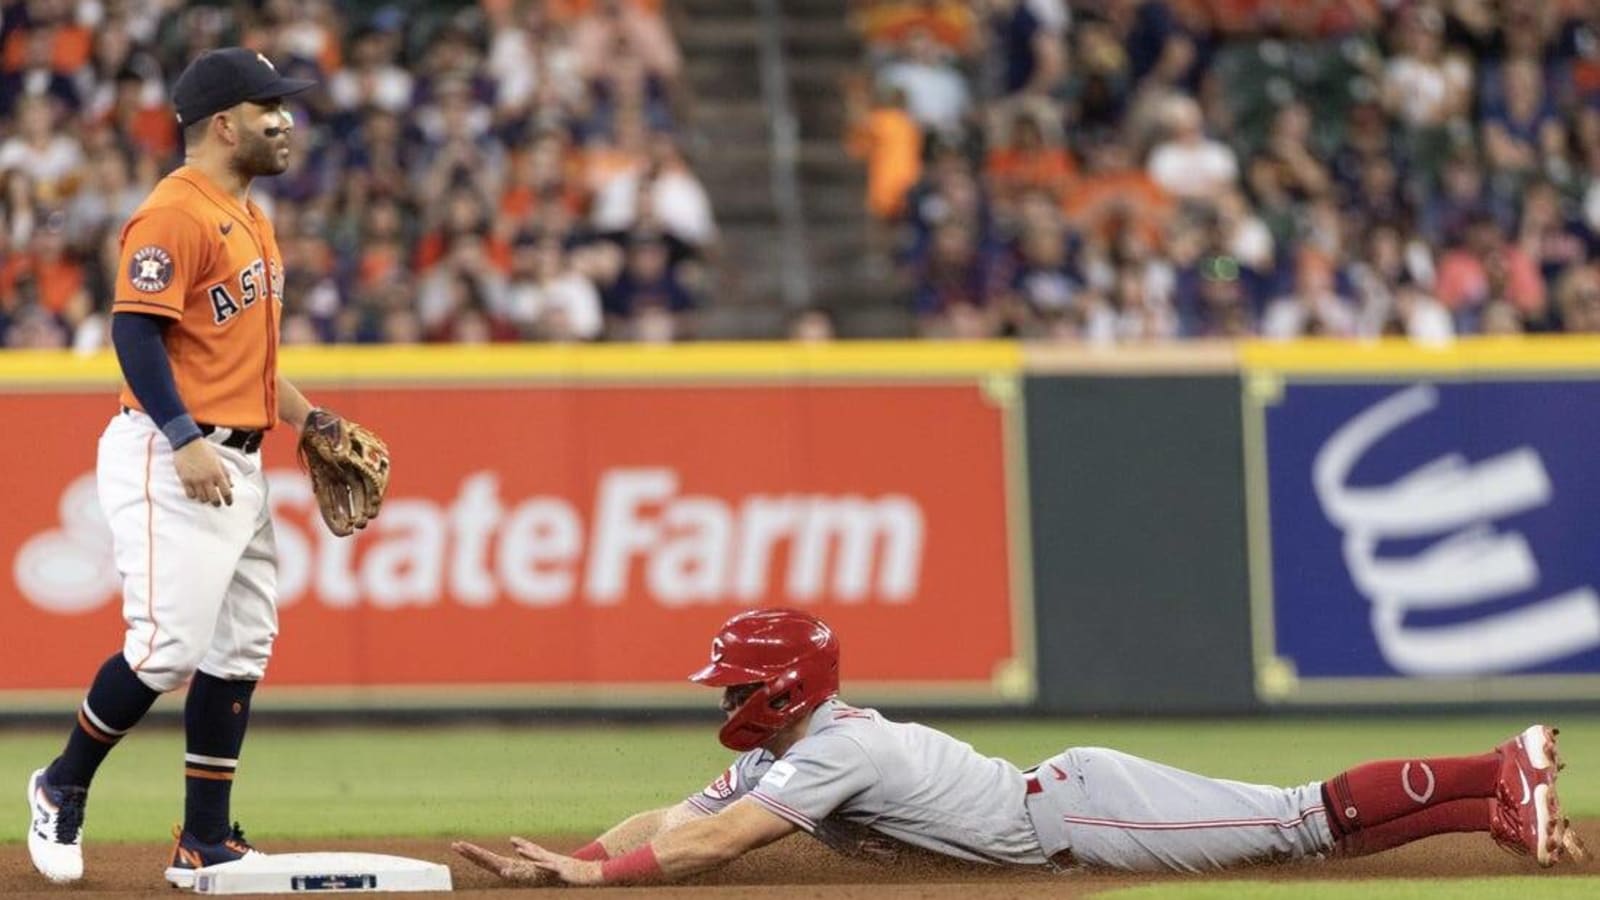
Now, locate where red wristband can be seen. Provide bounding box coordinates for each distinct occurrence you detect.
[599,844,662,883]
[570,840,610,861]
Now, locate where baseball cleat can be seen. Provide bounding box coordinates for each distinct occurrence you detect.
[26,767,87,883]
[1490,724,1566,865]
[165,822,263,888]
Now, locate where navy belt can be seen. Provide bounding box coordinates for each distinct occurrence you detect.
[123,406,263,453]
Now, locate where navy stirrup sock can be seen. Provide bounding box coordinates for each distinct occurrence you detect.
[47,653,161,790]
[183,673,257,843]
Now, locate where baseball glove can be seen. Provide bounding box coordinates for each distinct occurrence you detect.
[298,408,390,537]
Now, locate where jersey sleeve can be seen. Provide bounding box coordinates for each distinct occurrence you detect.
[745,734,878,832]
[684,749,770,817]
[113,206,211,320]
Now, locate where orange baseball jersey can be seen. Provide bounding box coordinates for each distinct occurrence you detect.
[113,165,283,429]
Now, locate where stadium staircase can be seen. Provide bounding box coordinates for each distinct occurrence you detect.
[674,0,910,338]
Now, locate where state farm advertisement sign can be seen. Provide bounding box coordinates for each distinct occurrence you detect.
[2,384,1021,695]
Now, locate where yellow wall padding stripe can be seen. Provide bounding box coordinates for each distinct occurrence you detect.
[3,337,1597,387]
[0,341,1024,387]
[1239,336,1600,374]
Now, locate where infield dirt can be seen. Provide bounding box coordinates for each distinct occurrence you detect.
[3,820,1597,899]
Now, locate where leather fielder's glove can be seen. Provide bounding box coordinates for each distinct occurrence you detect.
[298,408,390,537]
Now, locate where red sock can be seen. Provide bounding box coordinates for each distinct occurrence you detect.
[1333,798,1490,857]
[1322,753,1499,838]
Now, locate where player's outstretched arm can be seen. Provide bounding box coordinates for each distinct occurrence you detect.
[451,801,702,885]
[504,798,796,886]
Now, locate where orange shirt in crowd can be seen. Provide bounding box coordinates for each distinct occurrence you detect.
[500,183,586,221]
[1435,247,1546,314]
[542,0,665,22]
[411,233,513,274]
[315,36,342,78]
[0,252,86,314]
[848,107,923,221]
[101,105,179,160]
[582,145,647,194]
[33,257,85,313]
[1061,170,1174,248]
[358,242,405,289]
[0,256,23,310]
[853,1,976,53]
[986,147,1077,201]
[1190,0,1379,35]
[1576,56,1600,97]
[2,24,92,73]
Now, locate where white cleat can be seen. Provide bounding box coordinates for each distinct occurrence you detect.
[1532,783,1558,867]
[26,767,86,883]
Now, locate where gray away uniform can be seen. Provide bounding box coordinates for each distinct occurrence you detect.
[685,699,1335,873]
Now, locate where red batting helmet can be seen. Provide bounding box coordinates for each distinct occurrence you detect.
[688,609,840,751]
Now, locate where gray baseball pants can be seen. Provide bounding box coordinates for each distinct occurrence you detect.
[1024,746,1335,873]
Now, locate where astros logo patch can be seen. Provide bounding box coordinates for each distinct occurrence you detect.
[128,246,174,293]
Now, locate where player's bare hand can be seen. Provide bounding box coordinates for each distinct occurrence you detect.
[174,439,233,506]
[510,836,604,886]
[450,841,555,886]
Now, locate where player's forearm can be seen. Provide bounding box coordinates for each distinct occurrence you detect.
[586,802,702,857]
[531,814,736,887]
[641,816,744,879]
[276,375,313,431]
[666,841,746,876]
[112,312,202,449]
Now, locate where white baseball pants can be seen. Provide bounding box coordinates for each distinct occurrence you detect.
[96,410,279,693]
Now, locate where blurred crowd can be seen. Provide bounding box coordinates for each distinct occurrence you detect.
[9,1,1600,349]
[845,0,1600,341]
[0,0,716,350]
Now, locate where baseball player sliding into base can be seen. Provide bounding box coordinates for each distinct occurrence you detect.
[456,609,1588,886]
[26,48,387,888]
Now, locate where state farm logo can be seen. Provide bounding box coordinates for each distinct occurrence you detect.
[13,474,120,613]
[15,467,926,613]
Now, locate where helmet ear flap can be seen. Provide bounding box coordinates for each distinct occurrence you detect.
[718,679,782,751]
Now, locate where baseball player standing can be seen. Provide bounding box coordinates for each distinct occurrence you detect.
[25,48,381,888]
[455,609,1587,886]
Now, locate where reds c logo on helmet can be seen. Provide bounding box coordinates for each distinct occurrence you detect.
[688,609,841,751]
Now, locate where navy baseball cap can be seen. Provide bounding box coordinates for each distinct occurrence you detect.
[172,48,316,126]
